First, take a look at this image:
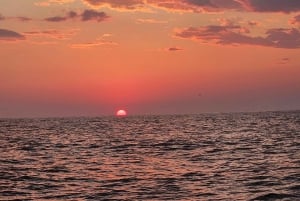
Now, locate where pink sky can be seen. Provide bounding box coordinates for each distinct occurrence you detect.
[1,0,300,117]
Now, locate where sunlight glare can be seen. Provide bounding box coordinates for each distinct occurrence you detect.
[116,109,127,116]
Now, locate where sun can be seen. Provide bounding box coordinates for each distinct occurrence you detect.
[116,109,127,117]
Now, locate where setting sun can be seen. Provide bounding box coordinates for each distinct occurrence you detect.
[116,109,127,117]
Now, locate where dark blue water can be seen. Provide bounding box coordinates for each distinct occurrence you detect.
[0,111,299,200]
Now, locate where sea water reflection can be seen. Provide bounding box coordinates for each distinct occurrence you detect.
[0,111,299,200]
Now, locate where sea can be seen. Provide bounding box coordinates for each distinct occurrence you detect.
[0,111,299,201]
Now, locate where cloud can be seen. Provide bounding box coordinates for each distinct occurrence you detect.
[70,33,118,48]
[45,16,67,22]
[82,0,244,13]
[167,47,183,51]
[136,18,168,24]
[175,25,300,49]
[0,29,25,41]
[102,33,112,37]
[237,0,300,13]
[248,20,259,26]
[44,10,109,22]
[278,57,290,65]
[70,41,118,48]
[147,0,236,13]
[45,11,78,22]
[71,36,118,48]
[184,0,243,11]
[81,0,300,13]
[147,0,208,12]
[15,17,32,22]
[185,0,216,7]
[68,11,78,18]
[266,28,300,48]
[0,14,32,22]
[289,14,300,26]
[217,18,237,26]
[82,0,145,11]
[82,0,226,12]
[35,0,75,6]
[81,9,109,22]
[24,29,78,40]
[152,0,248,13]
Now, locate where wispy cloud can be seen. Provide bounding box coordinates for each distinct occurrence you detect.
[15,16,33,22]
[44,11,77,22]
[136,18,168,24]
[71,40,118,48]
[0,29,25,41]
[81,0,300,13]
[82,0,232,12]
[24,29,78,40]
[167,47,183,51]
[82,0,146,11]
[278,57,290,65]
[44,10,109,22]
[44,16,67,22]
[0,14,32,22]
[175,25,300,49]
[35,0,75,7]
[71,35,118,48]
[148,0,243,13]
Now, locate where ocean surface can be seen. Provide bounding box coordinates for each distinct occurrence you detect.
[0,111,299,201]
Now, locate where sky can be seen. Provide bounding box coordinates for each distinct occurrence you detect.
[1,0,300,117]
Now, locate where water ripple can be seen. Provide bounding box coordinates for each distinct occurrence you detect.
[0,111,299,200]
